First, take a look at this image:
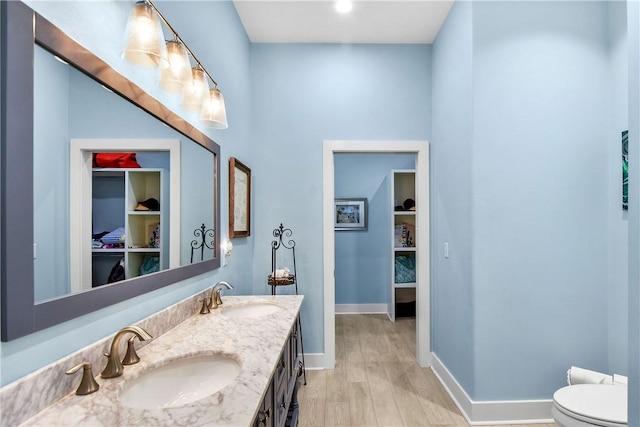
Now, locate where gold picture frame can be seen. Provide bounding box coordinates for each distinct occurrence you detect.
[229,157,251,238]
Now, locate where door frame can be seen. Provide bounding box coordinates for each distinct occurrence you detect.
[322,140,431,368]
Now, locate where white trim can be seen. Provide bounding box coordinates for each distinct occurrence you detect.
[322,142,336,369]
[431,353,555,425]
[335,304,387,314]
[301,353,326,370]
[323,140,430,370]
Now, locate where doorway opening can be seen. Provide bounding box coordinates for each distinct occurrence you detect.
[322,140,430,369]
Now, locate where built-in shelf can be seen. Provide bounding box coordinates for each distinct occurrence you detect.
[391,169,417,320]
[91,168,166,286]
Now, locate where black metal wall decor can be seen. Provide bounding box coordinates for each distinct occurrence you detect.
[268,223,306,385]
[190,223,215,263]
[269,223,297,290]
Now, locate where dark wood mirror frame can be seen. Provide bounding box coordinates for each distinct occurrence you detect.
[0,2,221,341]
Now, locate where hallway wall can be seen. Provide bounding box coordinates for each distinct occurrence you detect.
[334,153,415,306]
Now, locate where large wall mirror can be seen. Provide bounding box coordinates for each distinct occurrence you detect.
[1,2,221,341]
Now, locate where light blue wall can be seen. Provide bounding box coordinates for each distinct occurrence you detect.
[181,143,215,265]
[334,153,415,305]
[250,43,432,353]
[608,0,629,377]
[1,0,253,386]
[432,0,629,401]
[431,0,476,396]
[33,46,71,301]
[626,1,640,424]
[472,1,610,400]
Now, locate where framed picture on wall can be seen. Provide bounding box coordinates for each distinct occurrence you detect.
[229,157,251,238]
[334,198,368,230]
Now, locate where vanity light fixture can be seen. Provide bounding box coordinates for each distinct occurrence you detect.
[123,1,169,69]
[201,87,228,129]
[335,0,353,14]
[159,39,192,93]
[124,0,228,129]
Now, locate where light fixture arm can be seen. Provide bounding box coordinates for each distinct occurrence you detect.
[144,0,219,88]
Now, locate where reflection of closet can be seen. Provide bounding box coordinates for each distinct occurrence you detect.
[91,168,167,287]
[390,169,417,321]
[70,140,181,294]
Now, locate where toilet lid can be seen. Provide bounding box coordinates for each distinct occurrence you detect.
[553,384,627,425]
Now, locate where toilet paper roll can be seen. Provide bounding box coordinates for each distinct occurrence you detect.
[567,366,614,385]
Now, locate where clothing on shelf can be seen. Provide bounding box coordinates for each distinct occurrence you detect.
[100,226,125,244]
[107,257,125,283]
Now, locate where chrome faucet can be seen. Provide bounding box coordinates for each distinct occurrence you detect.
[209,281,234,310]
[100,326,152,379]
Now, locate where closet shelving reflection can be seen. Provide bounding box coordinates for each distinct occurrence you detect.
[91,168,166,286]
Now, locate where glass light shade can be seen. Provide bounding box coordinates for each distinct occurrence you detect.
[123,1,169,69]
[182,67,209,112]
[200,88,228,129]
[159,40,192,92]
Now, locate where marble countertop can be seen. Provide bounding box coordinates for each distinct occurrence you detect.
[21,295,304,427]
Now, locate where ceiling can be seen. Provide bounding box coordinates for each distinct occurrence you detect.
[232,1,454,44]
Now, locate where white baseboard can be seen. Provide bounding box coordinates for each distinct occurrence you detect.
[431,353,555,425]
[300,353,325,370]
[335,304,387,314]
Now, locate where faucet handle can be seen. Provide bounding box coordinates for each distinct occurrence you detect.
[122,336,141,365]
[66,362,100,395]
[199,297,211,314]
[214,289,223,306]
[208,290,220,310]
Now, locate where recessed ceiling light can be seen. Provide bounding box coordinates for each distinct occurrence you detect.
[335,0,353,14]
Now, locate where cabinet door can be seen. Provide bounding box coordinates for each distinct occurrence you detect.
[254,379,274,427]
[275,341,289,394]
[289,319,300,382]
[275,380,289,427]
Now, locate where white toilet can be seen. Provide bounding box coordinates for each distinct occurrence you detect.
[552,383,627,427]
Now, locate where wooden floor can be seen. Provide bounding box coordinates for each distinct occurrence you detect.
[297,314,556,427]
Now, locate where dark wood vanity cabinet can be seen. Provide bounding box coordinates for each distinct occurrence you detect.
[254,316,302,427]
[255,379,275,427]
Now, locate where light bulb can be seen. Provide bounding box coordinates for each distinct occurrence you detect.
[200,87,228,129]
[123,1,169,69]
[182,66,208,112]
[160,40,192,92]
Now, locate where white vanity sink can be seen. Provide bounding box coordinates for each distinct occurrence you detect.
[119,354,241,409]
[220,302,283,318]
